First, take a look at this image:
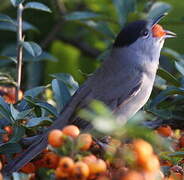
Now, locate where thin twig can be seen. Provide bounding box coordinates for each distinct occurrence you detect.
[16,3,24,102]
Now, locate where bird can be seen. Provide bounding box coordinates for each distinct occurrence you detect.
[3,14,176,174]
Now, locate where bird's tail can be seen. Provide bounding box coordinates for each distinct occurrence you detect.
[3,86,90,175]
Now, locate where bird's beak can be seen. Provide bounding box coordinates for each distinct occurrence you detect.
[164,30,176,38]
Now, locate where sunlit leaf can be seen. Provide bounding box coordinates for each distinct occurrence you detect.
[157,67,181,87]
[25,2,51,13]
[52,79,71,111]
[22,41,42,57]
[64,11,100,21]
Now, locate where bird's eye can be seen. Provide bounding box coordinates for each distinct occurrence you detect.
[141,29,149,38]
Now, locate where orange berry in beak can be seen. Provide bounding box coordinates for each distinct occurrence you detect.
[152,24,166,38]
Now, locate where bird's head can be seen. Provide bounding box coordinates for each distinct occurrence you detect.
[113,14,176,59]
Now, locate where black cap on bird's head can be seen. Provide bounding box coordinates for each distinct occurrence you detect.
[113,14,176,48]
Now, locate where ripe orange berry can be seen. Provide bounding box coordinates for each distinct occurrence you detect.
[72,161,89,179]
[82,155,97,164]
[87,159,107,174]
[42,152,59,169]
[20,162,36,174]
[58,157,74,172]
[2,134,9,142]
[152,24,166,38]
[48,129,64,147]
[4,126,13,135]
[179,136,184,148]
[156,125,173,137]
[142,154,160,172]
[0,173,3,180]
[120,171,144,180]
[62,125,80,138]
[133,139,153,164]
[55,167,69,178]
[0,161,2,170]
[77,133,92,150]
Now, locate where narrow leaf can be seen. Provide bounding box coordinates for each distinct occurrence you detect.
[0,14,14,24]
[157,67,181,87]
[26,117,52,127]
[148,2,171,20]
[25,2,51,13]
[0,143,22,154]
[10,0,25,7]
[52,79,71,111]
[175,61,184,76]
[25,86,45,98]
[64,11,100,21]
[22,41,42,57]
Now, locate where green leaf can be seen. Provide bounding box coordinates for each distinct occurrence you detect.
[9,126,25,143]
[10,0,25,7]
[82,21,115,39]
[51,73,79,95]
[157,67,181,87]
[25,2,51,13]
[0,20,38,32]
[25,86,45,98]
[0,56,17,63]
[0,14,14,24]
[52,79,71,111]
[64,11,100,21]
[0,97,13,122]
[0,143,22,154]
[162,48,183,61]
[10,104,19,120]
[175,61,184,76]
[15,108,33,120]
[168,151,184,157]
[150,87,184,108]
[35,102,58,117]
[112,0,136,25]
[22,41,42,57]
[148,2,172,20]
[26,117,52,127]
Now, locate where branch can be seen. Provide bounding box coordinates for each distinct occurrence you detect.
[16,3,24,102]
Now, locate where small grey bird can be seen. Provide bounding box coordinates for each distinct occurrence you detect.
[4,15,176,174]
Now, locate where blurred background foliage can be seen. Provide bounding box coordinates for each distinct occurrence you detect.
[0,0,183,87]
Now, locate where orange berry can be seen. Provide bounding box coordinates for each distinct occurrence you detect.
[4,126,13,135]
[20,162,36,174]
[120,171,144,180]
[82,155,97,164]
[96,176,110,180]
[0,173,3,180]
[133,139,153,164]
[142,154,160,172]
[72,161,89,179]
[87,159,107,174]
[2,134,9,142]
[58,157,74,172]
[55,167,69,178]
[0,161,2,170]
[179,136,184,148]
[156,125,173,137]
[169,172,183,180]
[77,133,92,150]
[42,152,59,169]
[62,125,80,138]
[48,129,64,147]
[152,24,166,38]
